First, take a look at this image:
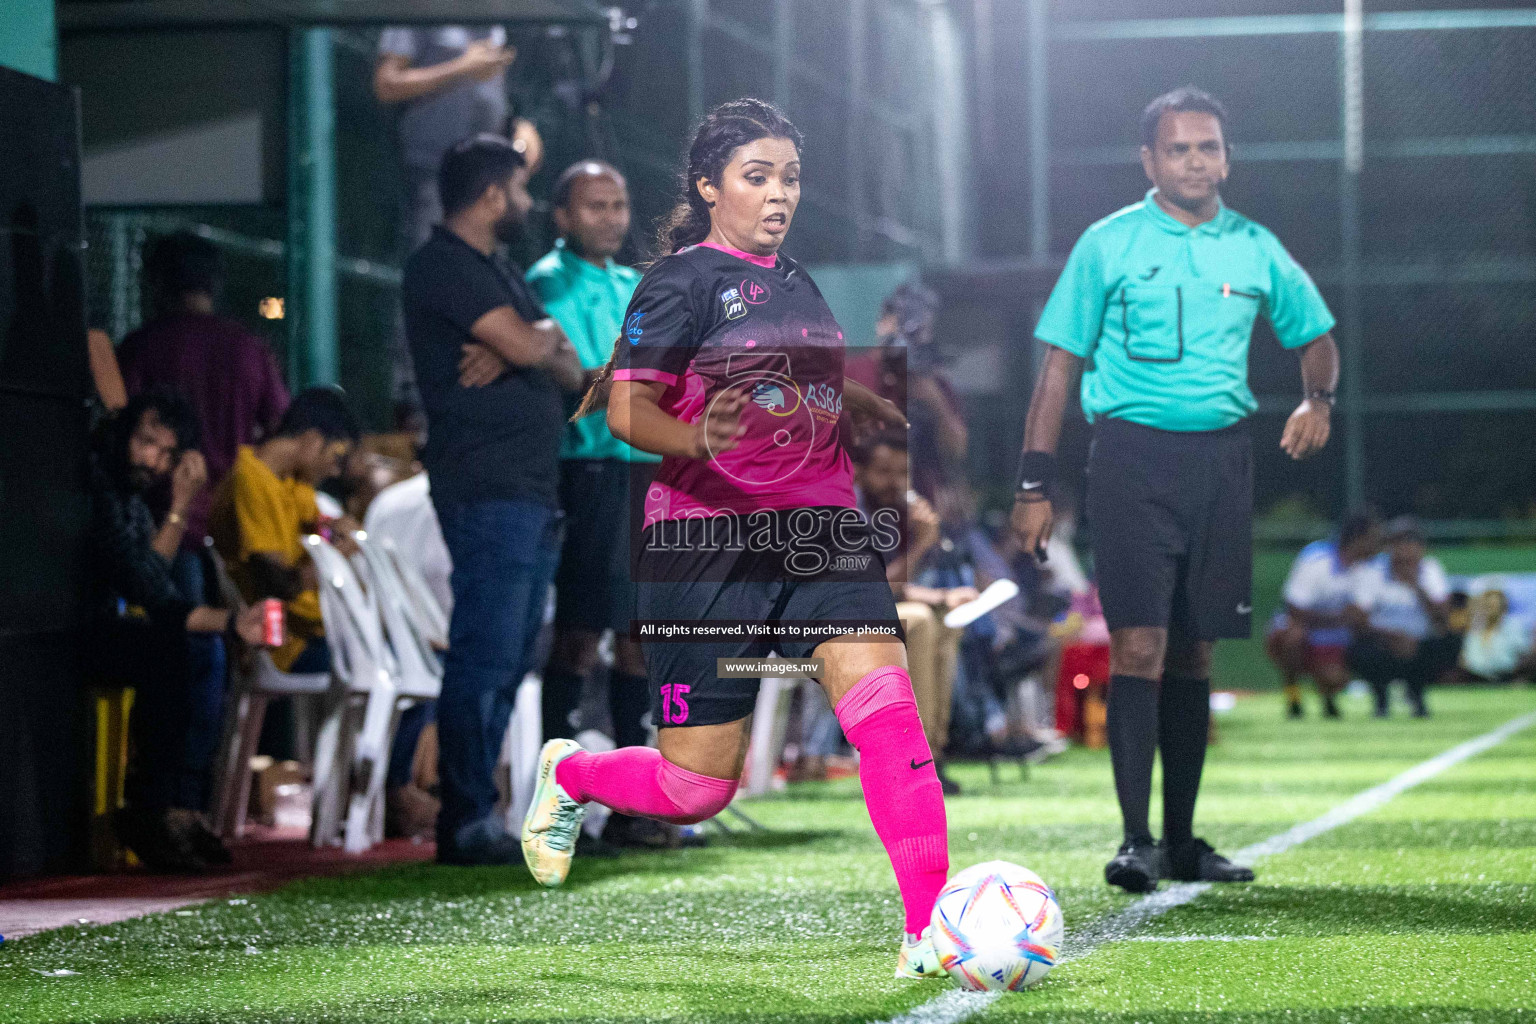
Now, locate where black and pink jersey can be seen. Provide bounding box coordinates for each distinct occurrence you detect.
[614,242,856,526]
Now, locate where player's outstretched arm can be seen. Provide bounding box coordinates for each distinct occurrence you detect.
[1281,332,1339,460]
[1011,345,1083,560]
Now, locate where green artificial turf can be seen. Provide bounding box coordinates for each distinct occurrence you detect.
[3,688,1533,1024]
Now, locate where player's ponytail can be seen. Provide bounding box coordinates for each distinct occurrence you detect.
[576,99,803,421]
[654,97,803,257]
[571,335,621,421]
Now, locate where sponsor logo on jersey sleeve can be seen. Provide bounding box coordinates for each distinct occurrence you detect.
[720,287,748,320]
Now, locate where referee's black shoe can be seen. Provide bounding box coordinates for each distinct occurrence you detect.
[1104,839,1162,893]
[1163,837,1255,884]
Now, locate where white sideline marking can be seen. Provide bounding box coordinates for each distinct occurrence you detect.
[874,708,1536,1024]
[1121,934,1273,943]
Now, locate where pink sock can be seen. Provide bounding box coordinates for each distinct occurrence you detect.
[555,746,737,825]
[836,666,950,937]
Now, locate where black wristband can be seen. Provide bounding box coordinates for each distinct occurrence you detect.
[1015,450,1057,495]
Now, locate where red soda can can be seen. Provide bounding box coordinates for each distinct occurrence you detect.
[261,598,285,648]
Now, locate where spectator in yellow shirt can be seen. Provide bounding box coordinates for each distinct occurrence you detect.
[210,388,361,673]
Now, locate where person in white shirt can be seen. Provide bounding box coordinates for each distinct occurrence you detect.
[1461,583,1536,682]
[1345,518,1458,718]
[1266,511,1380,719]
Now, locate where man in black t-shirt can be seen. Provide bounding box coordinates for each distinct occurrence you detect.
[401,134,582,865]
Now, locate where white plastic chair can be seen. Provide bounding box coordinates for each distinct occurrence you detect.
[355,534,442,704]
[741,674,798,797]
[380,536,449,649]
[307,535,402,852]
[503,672,544,831]
[206,542,334,841]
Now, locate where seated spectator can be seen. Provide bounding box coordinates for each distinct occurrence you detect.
[1048,585,1114,741]
[334,448,412,523]
[1346,517,1459,718]
[1267,510,1382,719]
[968,496,1066,747]
[864,435,980,791]
[1461,583,1536,682]
[118,232,291,551]
[87,393,266,872]
[209,387,360,677]
[921,484,1055,765]
[1447,590,1473,633]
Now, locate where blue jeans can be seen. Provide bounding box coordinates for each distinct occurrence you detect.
[433,497,561,845]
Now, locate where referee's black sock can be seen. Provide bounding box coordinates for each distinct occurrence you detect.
[541,665,587,743]
[1159,673,1211,848]
[608,670,652,749]
[1107,674,1159,845]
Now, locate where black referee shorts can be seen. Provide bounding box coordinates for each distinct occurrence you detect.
[633,508,903,728]
[1086,417,1253,641]
[553,459,657,634]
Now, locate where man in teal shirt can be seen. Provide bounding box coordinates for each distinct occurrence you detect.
[527,161,668,849]
[1013,87,1339,893]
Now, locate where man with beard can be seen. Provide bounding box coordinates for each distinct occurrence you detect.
[401,132,583,865]
[88,393,267,871]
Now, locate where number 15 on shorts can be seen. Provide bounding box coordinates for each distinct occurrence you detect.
[659,683,691,725]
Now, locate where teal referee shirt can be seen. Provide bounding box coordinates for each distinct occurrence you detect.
[527,239,661,463]
[1036,189,1335,432]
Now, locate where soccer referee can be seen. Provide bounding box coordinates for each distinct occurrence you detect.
[1013,87,1339,893]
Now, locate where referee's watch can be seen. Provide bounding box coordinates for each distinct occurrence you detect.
[1305,388,1336,406]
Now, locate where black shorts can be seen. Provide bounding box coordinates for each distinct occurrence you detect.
[1086,417,1253,641]
[553,459,658,633]
[634,508,903,728]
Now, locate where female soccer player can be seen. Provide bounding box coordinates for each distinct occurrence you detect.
[521,98,951,979]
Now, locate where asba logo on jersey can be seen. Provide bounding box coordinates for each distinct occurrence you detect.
[752,383,786,410]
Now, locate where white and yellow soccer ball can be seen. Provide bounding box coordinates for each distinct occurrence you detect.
[930,860,1064,992]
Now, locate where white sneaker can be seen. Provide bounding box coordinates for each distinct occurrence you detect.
[520,738,587,886]
[895,926,945,980]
